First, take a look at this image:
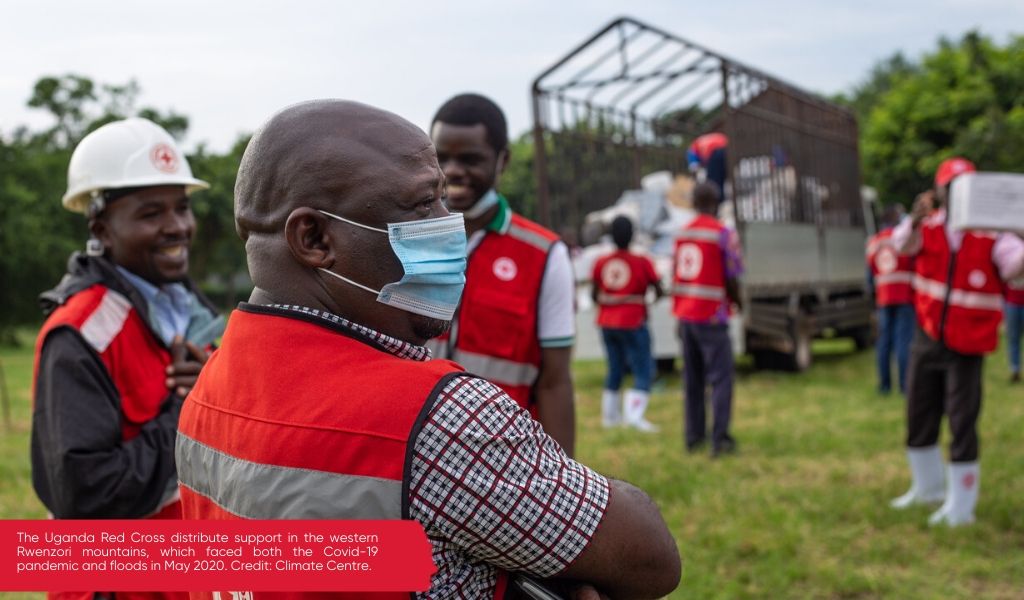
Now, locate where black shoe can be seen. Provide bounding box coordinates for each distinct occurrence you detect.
[1012,372,1021,384]
[711,435,737,458]
[686,439,707,454]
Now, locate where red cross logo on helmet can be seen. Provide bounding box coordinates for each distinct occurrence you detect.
[150,143,179,174]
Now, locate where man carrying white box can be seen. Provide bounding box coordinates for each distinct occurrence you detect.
[889,157,1024,527]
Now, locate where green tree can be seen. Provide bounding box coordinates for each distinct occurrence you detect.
[500,132,537,220]
[858,32,1024,206]
[832,52,918,126]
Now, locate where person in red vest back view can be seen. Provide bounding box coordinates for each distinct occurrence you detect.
[590,216,664,432]
[890,157,1024,526]
[427,94,577,456]
[174,100,680,599]
[31,118,223,600]
[866,203,916,394]
[672,183,744,458]
[1005,275,1024,383]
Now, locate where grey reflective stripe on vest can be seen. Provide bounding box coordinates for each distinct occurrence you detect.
[912,275,1003,312]
[876,272,913,286]
[508,223,555,253]
[176,433,401,519]
[677,228,720,243]
[672,283,726,300]
[452,349,539,387]
[597,293,646,305]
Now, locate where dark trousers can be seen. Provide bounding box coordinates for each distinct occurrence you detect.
[905,327,983,462]
[601,325,655,391]
[679,321,734,446]
[876,303,915,393]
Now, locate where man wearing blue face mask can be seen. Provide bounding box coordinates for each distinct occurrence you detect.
[429,93,577,456]
[175,100,680,599]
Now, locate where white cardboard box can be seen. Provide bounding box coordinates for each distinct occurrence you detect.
[949,172,1024,232]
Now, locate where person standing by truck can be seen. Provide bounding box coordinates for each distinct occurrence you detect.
[673,183,744,457]
[866,204,916,394]
[890,157,1024,526]
[591,216,664,431]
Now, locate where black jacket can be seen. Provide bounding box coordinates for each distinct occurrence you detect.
[31,254,219,518]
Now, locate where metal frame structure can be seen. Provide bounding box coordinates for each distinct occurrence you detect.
[533,17,872,371]
[530,16,862,236]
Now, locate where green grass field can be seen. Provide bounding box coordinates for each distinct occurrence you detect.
[2,335,1022,599]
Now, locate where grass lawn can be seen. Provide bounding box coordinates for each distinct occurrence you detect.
[2,334,1022,598]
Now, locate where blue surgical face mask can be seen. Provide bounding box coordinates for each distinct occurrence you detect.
[317,210,467,321]
[462,188,500,219]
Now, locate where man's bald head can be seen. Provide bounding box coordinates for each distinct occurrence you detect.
[235,100,434,239]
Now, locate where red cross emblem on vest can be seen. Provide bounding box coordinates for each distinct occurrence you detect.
[493,257,518,282]
[676,243,703,280]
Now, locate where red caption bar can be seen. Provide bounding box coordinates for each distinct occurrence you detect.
[0,520,435,592]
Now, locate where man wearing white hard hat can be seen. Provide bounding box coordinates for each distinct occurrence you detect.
[31,118,223,600]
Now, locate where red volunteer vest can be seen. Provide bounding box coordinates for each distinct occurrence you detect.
[593,250,656,329]
[1006,277,1024,305]
[450,214,558,412]
[672,214,728,322]
[34,284,184,600]
[35,284,174,442]
[866,229,915,306]
[176,307,507,600]
[913,224,1003,355]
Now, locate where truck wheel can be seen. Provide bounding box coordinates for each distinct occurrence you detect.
[752,350,776,370]
[851,326,873,350]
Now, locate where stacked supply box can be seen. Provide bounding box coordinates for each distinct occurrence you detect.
[949,172,1024,232]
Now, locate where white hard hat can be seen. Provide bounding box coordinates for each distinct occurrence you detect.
[62,117,209,214]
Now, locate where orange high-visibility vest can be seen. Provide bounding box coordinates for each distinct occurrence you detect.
[177,307,507,600]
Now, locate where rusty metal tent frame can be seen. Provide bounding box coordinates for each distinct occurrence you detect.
[530,16,862,236]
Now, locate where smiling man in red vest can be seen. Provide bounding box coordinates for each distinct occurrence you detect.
[673,183,744,457]
[890,157,1024,526]
[866,203,916,394]
[32,118,222,600]
[174,100,680,599]
[428,94,577,455]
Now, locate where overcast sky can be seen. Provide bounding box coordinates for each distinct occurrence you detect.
[2,0,1021,153]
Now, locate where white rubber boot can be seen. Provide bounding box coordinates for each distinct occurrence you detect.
[929,462,979,527]
[624,389,658,432]
[891,445,946,509]
[601,389,622,428]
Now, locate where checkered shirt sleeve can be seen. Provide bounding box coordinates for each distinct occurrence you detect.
[409,375,609,598]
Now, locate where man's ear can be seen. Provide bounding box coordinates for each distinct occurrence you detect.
[493,148,511,189]
[284,208,334,269]
[89,217,111,250]
[498,148,510,175]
